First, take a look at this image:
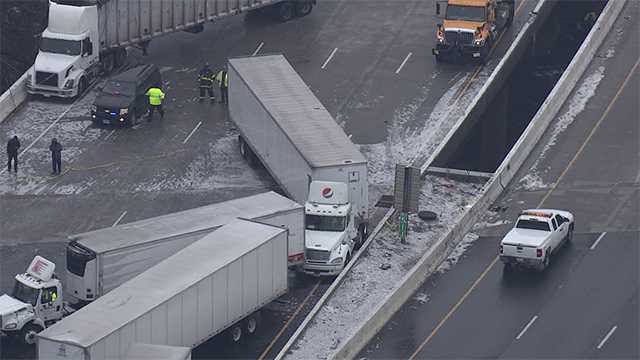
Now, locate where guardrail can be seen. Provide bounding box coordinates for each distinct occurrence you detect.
[331,0,627,358]
[0,70,29,124]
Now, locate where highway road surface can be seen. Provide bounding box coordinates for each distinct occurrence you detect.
[359,2,639,359]
[0,0,539,358]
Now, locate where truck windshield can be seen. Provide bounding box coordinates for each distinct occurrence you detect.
[306,215,346,232]
[446,5,486,22]
[12,281,39,306]
[67,242,95,277]
[102,80,136,96]
[516,219,551,231]
[40,37,82,56]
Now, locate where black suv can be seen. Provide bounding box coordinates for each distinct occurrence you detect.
[91,64,161,127]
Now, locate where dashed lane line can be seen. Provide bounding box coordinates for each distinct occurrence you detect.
[321,48,338,70]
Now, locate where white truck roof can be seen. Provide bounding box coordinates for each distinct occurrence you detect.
[71,191,300,254]
[228,54,367,168]
[38,219,287,349]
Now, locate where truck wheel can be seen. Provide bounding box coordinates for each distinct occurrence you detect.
[245,314,260,335]
[21,324,43,345]
[239,137,248,158]
[566,224,574,245]
[114,48,127,68]
[276,1,295,22]
[540,252,550,271]
[295,1,313,17]
[103,53,115,74]
[76,78,88,99]
[230,324,243,343]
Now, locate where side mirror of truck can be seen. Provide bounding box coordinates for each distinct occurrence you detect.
[435,1,446,18]
[436,2,440,15]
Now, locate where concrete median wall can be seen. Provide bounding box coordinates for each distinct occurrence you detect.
[0,70,29,124]
[333,0,626,358]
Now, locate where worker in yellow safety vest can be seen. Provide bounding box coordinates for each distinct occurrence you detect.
[146,84,165,122]
[215,68,229,105]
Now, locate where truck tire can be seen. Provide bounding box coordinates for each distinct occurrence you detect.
[539,251,550,271]
[295,1,313,17]
[21,324,43,345]
[114,48,127,68]
[103,53,115,74]
[245,313,261,335]
[76,77,88,100]
[229,324,243,343]
[276,1,295,22]
[566,224,574,245]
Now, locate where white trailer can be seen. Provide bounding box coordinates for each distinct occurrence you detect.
[27,0,315,98]
[66,191,303,303]
[228,54,369,276]
[37,219,288,359]
[124,343,191,360]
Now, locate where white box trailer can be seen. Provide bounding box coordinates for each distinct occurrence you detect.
[228,54,369,275]
[28,0,315,98]
[37,219,288,360]
[66,191,303,302]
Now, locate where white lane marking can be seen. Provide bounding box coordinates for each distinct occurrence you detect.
[321,48,338,69]
[104,129,116,141]
[516,315,538,340]
[112,211,127,227]
[590,232,607,250]
[0,102,76,175]
[597,325,617,349]
[395,52,413,74]
[183,121,203,144]
[252,42,264,56]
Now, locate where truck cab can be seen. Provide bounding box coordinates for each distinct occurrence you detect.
[433,0,514,62]
[0,256,64,345]
[303,181,359,276]
[27,1,101,98]
[499,209,574,271]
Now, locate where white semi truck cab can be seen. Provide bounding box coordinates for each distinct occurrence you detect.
[0,256,66,345]
[27,1,103,98]
[303,181,362,276]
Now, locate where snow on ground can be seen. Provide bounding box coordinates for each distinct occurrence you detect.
[132,132,272,193]
[285,176,483,359]
[0,91,105,195]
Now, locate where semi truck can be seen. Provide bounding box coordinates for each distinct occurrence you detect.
[228,54,369,276]
[26,0,315,99]
[37,219,289,359]
[66,191,303,303]
[432,0,514,63]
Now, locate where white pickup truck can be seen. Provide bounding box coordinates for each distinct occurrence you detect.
[499,209,574,271]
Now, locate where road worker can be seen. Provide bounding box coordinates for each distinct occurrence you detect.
[146,83,165,122]
[215,67,229,105]
[198,63,216,102]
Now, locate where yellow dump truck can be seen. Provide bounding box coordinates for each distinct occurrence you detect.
[432,0,514,63]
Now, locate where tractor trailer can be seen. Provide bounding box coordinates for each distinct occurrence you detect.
[37,219,289,359]
[228,54,369,276]
[66,191,303,303]
[27,0,315,98]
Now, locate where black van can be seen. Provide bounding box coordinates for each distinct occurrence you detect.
[91,64,161,127]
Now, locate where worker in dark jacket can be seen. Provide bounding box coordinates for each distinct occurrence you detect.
[49,138,63,175]
[6,135,20,173]
[198,63,215,102]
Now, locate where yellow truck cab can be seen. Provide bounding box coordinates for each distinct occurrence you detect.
[433,0,514,62]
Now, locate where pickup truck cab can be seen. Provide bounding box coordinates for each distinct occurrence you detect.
[499,209,574,271]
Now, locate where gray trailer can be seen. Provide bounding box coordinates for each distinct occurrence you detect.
[37,219,288,360]
[124,343,191,360]
[66,191,303,302]
[229,54,369,275]
[29,0,315,98]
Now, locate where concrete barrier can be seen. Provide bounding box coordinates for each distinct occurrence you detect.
[332,0,626,358]
[0,70,29,124]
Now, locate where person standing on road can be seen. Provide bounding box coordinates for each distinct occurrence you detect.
[6,135,20,173]
[198,63,216,103]
[215,68,229,105]
[49,138,63,175]
[146,83,165,122]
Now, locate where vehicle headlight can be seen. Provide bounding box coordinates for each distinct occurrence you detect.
[119,108,128,115]
[64,79,75,89]
[474,38,485,46]
[438,35,446,43]
[330,257,343,265]
[5,322,17,330]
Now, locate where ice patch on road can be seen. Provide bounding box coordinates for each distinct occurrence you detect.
[284,176,482,360]
[519,66,606,190]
